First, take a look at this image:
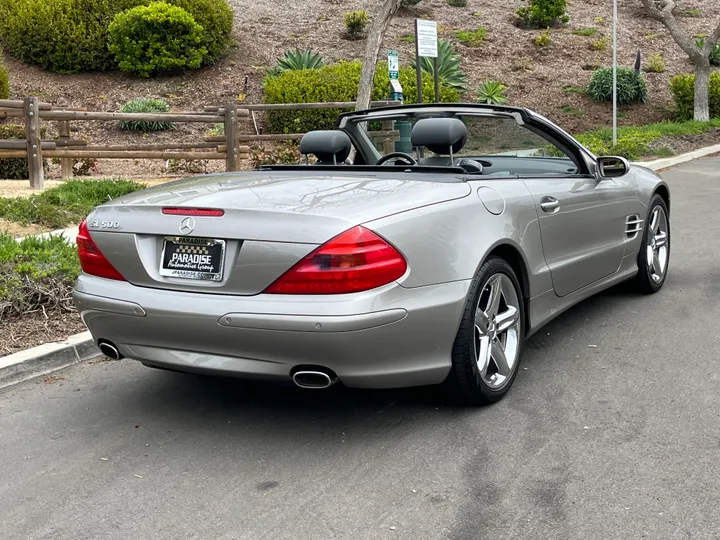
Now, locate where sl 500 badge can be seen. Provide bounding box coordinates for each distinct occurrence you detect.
[90,220,120,229]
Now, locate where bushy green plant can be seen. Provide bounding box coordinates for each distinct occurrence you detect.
[516,0,569,28]
[0,179,145,228]
[710,43,720,66]
[644,52,666,73]
[412,39,468,91]
[572,28,597,36]
[0,233,81,318]
[447,0,467,6]
[669,72,720,120]
[535,28,551,46]
[0,46,9,99]
[587,67,647,105]
[592,36,610,50]
[117,98,176,131]
[108,2,206,77]
[455,27,488,47]
[0,0,232,74]
[263,61,459,133]
[343,10,368,39]
[0,125,50,180]
[269,48,324,77]
[250,142,303,168]
[475,80,508,104]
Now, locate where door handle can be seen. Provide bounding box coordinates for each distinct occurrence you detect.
[540,196,559,213]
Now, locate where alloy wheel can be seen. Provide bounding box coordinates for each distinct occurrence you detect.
[646,205,669,283]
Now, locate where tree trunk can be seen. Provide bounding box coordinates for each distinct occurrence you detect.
[694,59,712,122]
[355,0,403,112]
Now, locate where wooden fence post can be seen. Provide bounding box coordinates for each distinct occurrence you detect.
[58,120,73,180]
[224,102,240,172]
[24,97,44,189]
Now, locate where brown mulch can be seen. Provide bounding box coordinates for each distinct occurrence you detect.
[0,310,87,358]
[1,0,718,181]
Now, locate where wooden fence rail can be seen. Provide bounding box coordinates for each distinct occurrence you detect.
[0,98,403,189]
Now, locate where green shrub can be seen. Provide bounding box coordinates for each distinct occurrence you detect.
[669,72,720,120]
[587,67,647,104]
[263,61,459,134]
[108,2,206,77]
[0,125,51,180]
[117,98,176,131]
[0,47,9,99]
[0,0,232,74]
[591,36,610,50]
[475,80,508,104]
[644,52,666,73]
[412,39,468,91]
[710,43,720,66]
[516,0,569,28]
[0,233,81,318]
[535,29,551,46]
[447,0,467,6]
[250,142,303,169]
[455,27,488,47]
[0,179,145,228]
[572,28,597,36]
[343,10,368,39]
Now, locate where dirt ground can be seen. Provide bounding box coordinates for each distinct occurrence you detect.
[0,310,87,358]
[1,0,718,181]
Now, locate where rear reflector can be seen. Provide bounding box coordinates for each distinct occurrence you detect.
[162,208,225,217]
[76,220,126,281]
[264,226,407,295]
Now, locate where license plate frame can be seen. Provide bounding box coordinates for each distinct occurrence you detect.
[159,236,226,282]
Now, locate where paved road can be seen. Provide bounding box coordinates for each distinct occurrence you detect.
[2,157,719,540]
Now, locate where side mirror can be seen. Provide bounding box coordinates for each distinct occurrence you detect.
[596,156,629,178]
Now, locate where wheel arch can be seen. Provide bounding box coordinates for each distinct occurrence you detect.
[485,242,531,333]
[653,183,670,214]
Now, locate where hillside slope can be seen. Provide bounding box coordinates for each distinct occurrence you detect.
[1,0,718,178]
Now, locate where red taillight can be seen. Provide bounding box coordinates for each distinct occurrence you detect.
[264,226,407,295]
[76,220,125,281]
[162,207,224,217]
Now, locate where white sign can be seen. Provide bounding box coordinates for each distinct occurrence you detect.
[388,50,399,74]
[416,19,438,58]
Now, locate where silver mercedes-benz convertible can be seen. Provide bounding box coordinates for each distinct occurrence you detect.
[72,103,670,404]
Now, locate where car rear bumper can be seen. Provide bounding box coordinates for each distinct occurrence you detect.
[72,275,471,389]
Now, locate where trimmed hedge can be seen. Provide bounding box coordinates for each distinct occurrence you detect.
[108,2,206,77]
[0,0,232,74]
[669,72,720,120]
[263,61,459,133]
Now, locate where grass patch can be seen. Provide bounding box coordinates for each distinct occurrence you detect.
[577,119,720,160]
[455,27,488,47]
[563,85,585,94]
[0,179,146,229]
[560,105,584,117]
[652,147,675,158]
[0,233,80,318]
[572,28,598,36]
[398,34,415,43]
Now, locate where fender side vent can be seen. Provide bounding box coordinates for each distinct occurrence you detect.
[625,214,643,240]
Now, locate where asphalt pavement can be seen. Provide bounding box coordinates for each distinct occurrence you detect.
[1,156,719,540]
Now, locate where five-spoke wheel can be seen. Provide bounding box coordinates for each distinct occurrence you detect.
[635,194,670,294]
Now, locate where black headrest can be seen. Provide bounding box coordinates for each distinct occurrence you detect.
[410,117,468,155]
[299,130,352,163]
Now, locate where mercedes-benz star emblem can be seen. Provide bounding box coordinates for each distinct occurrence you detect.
[179,216,196,235]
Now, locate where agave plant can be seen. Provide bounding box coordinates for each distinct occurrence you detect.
[267,48,325,77]
[475,80,508,105]
[411,39,468,91]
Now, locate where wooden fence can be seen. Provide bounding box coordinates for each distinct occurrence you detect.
[0,98,402,189]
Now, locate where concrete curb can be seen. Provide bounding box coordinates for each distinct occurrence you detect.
[0,331,100,390]
[3,142,720,391]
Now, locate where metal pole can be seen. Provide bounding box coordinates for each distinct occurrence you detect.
[612,0,617,147]
[433,56,440,102]
[415,20,422,104]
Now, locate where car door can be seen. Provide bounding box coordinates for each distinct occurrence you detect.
[522,174,629,297]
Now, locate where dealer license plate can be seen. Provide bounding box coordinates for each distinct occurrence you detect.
[159,236,226,281]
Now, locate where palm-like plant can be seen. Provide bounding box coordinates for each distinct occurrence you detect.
[475,80,508,104]
[268,48,324,77]
[411,39,468,91]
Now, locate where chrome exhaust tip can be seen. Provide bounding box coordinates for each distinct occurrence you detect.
[292,370,338,389]
[98,341,123,360]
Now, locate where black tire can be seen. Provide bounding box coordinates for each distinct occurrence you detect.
[444,256,525,405]
[633,194,670,294]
